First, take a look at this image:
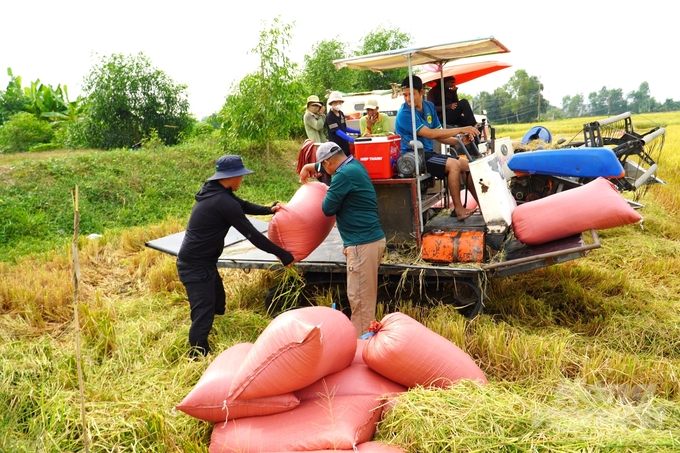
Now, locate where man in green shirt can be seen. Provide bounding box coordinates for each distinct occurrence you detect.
[359,98,392,137]
[299,142,386,337]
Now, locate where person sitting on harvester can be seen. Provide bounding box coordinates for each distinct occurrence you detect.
[427,76,477,129]
[395,75,480,221]
[360,98,392,137]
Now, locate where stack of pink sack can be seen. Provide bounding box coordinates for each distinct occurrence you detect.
[176,307,487,452]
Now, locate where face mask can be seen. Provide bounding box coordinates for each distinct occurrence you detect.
[332,104,342,111]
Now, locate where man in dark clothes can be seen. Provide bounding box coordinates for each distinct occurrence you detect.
[176,155,294,356]
[426,76,477,128]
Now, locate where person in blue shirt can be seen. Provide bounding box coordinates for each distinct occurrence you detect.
[325,91,360,156]
[298,142,386,337]
[395,75,480,221]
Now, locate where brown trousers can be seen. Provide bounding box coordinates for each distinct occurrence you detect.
[343,238,386,337]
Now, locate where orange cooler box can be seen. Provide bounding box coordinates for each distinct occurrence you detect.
[354,134,401,179]
[421,215,485,263]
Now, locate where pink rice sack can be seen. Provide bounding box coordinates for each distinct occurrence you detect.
[512,177,642,245]
[209,395,382,452]
[293,362,407,401]
[268,182,336,261]
[363,312,487,388]
[227,306,356,402]
[175,343,299,422]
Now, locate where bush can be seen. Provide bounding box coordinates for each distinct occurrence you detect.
[0,112,54,153]
[188,121,215,139]
[53,120,89,150]
[28,142,60,152]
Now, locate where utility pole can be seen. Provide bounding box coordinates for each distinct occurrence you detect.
[536,77,542,121]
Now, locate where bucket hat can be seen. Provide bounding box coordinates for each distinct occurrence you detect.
[207,155,254,180]
[327,91,344,104]
[306,95,323,107]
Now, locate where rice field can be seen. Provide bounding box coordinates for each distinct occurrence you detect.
[1,112,679,452]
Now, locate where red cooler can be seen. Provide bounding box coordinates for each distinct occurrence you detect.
[354,135,401,179]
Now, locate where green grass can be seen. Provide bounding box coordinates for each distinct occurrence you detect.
[0,136,301,262]
[1,114,679,452]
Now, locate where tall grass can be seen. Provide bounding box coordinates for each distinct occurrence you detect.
[1,115,679,452]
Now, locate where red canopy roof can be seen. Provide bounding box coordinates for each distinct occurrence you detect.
[419,60,512,86]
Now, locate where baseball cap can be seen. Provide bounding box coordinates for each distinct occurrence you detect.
[401,75,423,90]
[364,98,379,110]
[207,155,254,180]
[316,142,343,162]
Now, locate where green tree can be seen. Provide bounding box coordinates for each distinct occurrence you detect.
[354,26,412,91]
[0,112,54,153]
[475,88,511,124]
[562,93,584,117]
[626,81,654,113]
[503,70,546,123]
[220,17,306,149]
[303,39,356,100]
[660,97,680,112]
[0,68,28,125]
[81,52,192,149]
[587,88,607,116]
[608,88,628,114]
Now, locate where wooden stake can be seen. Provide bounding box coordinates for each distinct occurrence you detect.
[72,185,90,453]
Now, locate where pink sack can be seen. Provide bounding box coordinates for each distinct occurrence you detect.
[209,395,382,452]
[175,343,299,422]
[228,306,356,402]
[512,177,642,245]
[268,182,336,261]
[294,363,406,401]
[363,312,487,388]
[353,339,367,365]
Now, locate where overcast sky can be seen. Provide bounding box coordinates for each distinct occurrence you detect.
[2,0,675,119]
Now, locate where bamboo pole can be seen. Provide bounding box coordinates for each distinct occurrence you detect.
[71,185,90,453]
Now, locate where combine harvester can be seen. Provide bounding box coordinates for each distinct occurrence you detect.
[507,112,666,205]
[148,37,646,319]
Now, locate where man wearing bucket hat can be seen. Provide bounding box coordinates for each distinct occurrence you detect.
[359,98,392,137]
[177,155,295,356]
[298,142,386,337]
[325,91,360,156]
[303,94,326,143]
